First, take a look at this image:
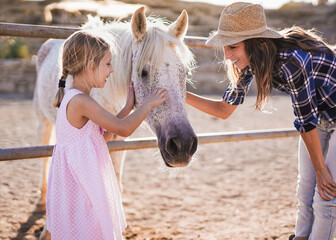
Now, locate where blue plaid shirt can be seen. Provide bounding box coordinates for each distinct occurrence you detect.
[222,48,336,132]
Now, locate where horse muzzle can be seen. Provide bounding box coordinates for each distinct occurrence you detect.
[157,121,198,168]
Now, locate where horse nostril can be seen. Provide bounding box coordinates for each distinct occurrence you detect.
[166,137,181,157]
[189,136,198,155]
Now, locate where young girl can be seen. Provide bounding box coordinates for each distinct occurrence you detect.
[46,30,168,239]
[187,2,336,240]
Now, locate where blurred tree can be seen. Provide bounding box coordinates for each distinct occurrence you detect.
[0,38,30,59]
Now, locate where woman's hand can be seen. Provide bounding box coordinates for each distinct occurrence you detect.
[124,81,135,111]
[316,167,336,201]
[143,88,169,109]
[300,129,336,201]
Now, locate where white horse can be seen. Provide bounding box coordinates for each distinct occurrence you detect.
[34,6,198,211]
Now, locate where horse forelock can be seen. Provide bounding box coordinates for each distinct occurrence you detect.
[133,20,196,84]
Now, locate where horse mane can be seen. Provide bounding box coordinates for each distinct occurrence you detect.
[82,15,196,110]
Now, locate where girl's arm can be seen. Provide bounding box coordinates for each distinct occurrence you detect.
[115,82,135,119]
[69,88,168,138]
[103,82,135,141]
[300,129,336,200]
[186,92,237,119]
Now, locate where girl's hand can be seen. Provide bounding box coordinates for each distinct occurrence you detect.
[103,130,114,142]
[316,167,336,200]
[144,88,169,109]
[125,81,135,111]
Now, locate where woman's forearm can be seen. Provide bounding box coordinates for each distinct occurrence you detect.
[300,127,336,200]
[186,92,237,119]
[300,128,326,172]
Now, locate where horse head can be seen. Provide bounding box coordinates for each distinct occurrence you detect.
[130,7,198,167]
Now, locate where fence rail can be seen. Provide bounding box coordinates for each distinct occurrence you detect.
[0,128,299,161]
[0,22,213,49]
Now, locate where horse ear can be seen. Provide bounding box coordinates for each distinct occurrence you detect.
[168,10,188,39]
[131,6,147,42]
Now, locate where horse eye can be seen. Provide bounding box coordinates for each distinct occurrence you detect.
[141,70,148,78]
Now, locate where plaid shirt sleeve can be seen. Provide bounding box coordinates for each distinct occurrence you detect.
[222,71,253,105]
[280,50,319,132]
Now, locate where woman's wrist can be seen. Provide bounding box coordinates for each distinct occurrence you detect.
[314,163,328,173]
[310,156,328,173]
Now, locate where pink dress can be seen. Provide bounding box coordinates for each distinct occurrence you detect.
[46,89,127,240]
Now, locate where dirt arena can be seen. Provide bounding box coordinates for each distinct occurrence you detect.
[0,95,300,240]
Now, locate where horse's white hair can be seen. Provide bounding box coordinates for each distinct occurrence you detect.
[82,15,196,110]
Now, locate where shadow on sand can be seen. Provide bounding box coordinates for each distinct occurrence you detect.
[10,205,45,240]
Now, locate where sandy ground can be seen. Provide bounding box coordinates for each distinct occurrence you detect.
[0,94,301,240]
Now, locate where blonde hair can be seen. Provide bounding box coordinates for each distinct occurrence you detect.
[53,30,110,107]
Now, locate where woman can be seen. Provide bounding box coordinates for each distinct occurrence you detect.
[187,2,336,240]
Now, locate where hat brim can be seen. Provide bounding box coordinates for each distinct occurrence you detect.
[206,28,282,47]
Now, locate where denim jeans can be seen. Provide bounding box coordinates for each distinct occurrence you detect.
[294,119,336,240]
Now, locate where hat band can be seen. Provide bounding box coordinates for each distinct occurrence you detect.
[217,25,267,37]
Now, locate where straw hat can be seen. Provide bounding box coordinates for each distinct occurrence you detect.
[206,2,282,47]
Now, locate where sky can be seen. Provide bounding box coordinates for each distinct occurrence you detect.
[181,0,331,9]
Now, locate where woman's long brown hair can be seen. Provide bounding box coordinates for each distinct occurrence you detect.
[230,26,335,110]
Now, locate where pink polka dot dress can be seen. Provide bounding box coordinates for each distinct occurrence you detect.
[46,89,127,240]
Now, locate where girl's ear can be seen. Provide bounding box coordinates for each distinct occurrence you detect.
[87,60,95,71]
